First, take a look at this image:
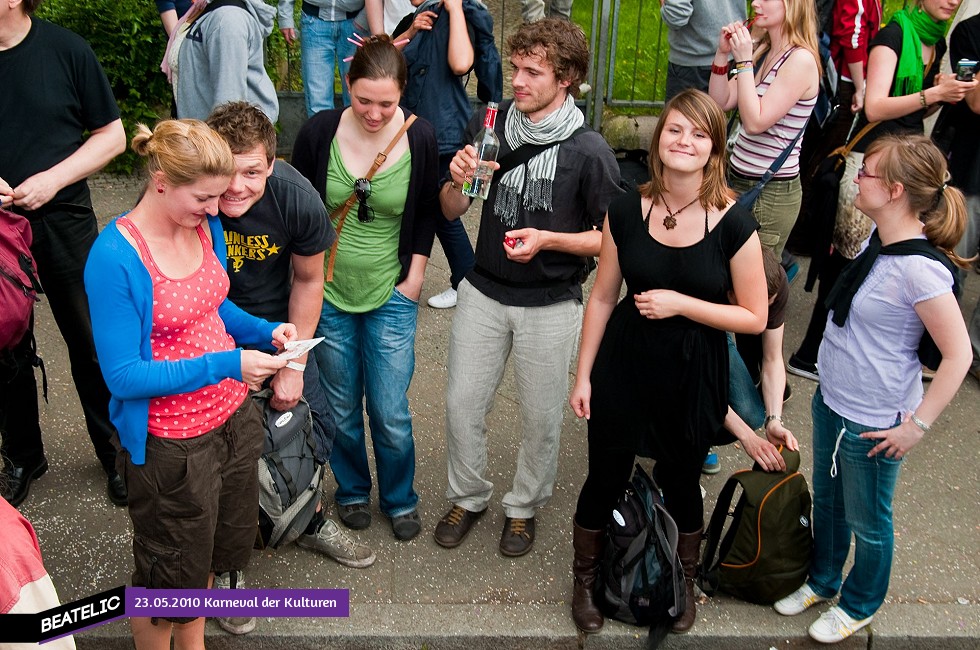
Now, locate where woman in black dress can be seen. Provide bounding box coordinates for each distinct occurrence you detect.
[568,89,768,635]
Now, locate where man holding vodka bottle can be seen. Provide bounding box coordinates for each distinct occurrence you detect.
[435,18,622,558]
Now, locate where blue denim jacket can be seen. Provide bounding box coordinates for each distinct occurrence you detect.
[399,0,503,156]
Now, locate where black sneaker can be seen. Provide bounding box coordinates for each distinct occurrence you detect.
[337,502,372,530]
[787,354,819,382]
[389,509,421,541]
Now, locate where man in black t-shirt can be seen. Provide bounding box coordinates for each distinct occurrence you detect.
[436,19,623,559]
[206,104,374,632]
[0,0,127,508]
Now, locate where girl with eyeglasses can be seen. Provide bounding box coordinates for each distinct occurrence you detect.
[292,34,440,542]
[774,135,972,643]
[788,0,976,386]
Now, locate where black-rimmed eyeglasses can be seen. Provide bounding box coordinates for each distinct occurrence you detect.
[354,178,374,223]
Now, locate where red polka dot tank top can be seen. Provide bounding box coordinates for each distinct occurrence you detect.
[117,217,248,439]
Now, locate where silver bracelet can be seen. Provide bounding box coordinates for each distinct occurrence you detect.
[763,414,782,428]
[910,414,931,432]
[286,361,306,372]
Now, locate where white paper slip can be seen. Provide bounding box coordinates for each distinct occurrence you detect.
[278,337,325,360]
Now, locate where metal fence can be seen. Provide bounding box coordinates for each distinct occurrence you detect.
[487,0,671,131]
[584,0,669,131]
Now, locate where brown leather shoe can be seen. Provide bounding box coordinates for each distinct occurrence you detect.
[434,504,486,548]
[671,528,703,633]
[499,516,535,557]
[572,518,605,633]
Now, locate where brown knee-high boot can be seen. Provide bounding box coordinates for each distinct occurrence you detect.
[572,518,605,633]
[671,528,703,633]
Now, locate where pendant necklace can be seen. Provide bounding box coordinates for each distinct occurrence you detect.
[661,196,700,230]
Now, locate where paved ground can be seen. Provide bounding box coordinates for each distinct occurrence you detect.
[11,173,979,649]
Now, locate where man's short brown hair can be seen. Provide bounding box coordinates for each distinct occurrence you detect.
[761,247,784,299]
[507,18,590,98]
[206,101,277,163]
[23,0,44,15]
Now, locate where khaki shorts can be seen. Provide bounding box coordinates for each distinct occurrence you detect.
[119,397,263,604]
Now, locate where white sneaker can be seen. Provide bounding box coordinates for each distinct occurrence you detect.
[808,605,873,644]
[427,287,457,309]
[297,518,377,568]
[213,570,256,635]
[774,583,831,616]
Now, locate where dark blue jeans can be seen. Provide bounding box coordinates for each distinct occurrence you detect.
[807,388,903,620]
[727,333,765,430]
[1,199,118,474]
[435,153,475,289]
[301,351,336,465]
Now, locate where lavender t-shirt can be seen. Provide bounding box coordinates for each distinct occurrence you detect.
[818,243,953,427]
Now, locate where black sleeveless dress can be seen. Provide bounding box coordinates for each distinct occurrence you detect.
[588,191,757,465]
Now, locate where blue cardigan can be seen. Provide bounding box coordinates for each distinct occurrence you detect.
[84,215,279,465]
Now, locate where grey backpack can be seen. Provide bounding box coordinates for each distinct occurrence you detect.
[253,389,323,549]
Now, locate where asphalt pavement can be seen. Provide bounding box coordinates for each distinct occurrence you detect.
[10,172,979,649]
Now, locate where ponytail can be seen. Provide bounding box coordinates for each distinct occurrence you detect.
[864,135,973,270]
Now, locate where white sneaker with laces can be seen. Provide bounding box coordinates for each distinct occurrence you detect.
[297,518,377,568]
[427,287,457,309]
[213,570,256,635]
[808,605,873,644]
[774,583,831,616]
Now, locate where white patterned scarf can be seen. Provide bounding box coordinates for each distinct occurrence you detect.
[494,94,584,227]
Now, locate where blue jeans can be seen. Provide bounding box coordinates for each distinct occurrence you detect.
[728,333,765,430]
[300,13,359,116]
[313,289,419,518]
[808,387,903,620]
[435,154,475,289]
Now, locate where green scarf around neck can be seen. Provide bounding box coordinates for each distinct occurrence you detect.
[890,7,949,96]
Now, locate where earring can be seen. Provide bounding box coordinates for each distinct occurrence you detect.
[156,187,164,194]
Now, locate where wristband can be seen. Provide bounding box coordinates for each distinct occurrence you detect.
[286,361,306,372]
[763,414,782,428]
[734,60,754,74]
[711,63,729,76]
[919,90,928,107]
[910,413,930,432]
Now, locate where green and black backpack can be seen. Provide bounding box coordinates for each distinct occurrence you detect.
[699,447,813,605]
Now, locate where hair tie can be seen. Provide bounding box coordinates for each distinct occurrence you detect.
[941,183,948,191]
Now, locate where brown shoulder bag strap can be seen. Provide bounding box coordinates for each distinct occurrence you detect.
[326,113,417,282]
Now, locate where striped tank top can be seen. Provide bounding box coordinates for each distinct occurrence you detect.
[730,47,816,179]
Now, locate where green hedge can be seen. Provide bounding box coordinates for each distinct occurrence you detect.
[35,0,300,173]
[31,0,932,171]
